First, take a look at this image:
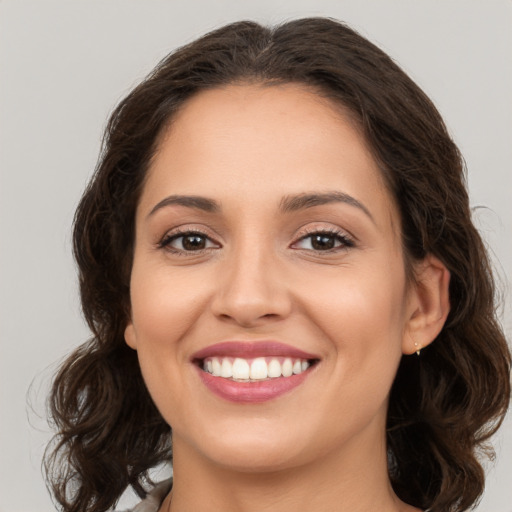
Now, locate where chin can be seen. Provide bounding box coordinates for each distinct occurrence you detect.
[205,441,305,474]
[179,418,314,473]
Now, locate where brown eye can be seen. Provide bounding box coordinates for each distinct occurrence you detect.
[310,234,336,250]
[292,231,354,252]
[160,231,219,252]
[181,234,207,250]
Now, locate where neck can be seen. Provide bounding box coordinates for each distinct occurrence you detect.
[164,423,418,512]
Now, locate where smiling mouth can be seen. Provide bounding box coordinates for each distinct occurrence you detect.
[197,356,318,382]
[191,341,320,402]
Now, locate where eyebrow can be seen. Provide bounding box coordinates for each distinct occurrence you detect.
[279,191,374,222]
[147,191,373,222]
[148,195,221,217]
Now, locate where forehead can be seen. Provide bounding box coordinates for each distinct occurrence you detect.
[141,83,398,232]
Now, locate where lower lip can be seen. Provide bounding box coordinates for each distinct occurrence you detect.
[196,367,312,403]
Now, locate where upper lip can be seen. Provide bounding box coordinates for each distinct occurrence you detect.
[192,341,319,361]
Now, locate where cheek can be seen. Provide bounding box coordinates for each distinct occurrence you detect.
[127,263,213,416]
[129,262,209,348]
[306,261,407,340]
[301,260,408,385]
[299,271,407,436]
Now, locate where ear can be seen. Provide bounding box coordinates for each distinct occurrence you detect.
[124,322,138,350]
[402,254,451,355]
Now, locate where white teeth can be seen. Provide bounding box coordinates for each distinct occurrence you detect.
[282,358,293,377]
[212,357,222,376]
[202,356,313,381]
[250,358,268,379]
[232,358,250,380]
[220,358,233,378]
[267,358,282,378]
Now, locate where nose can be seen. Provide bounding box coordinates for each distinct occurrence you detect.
[210,242,293,327]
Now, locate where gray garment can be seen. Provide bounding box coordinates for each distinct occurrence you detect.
[117,479,172,512]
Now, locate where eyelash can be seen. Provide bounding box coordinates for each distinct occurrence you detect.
[292,228,355,252]
[158,229,220,255]
[157,227,355,255]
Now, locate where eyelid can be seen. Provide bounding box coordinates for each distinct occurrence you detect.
[157,226,222,253]
[290,225,356,251]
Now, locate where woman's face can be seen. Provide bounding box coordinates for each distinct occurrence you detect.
[125,84,418,472]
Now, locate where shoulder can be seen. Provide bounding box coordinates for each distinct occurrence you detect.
[115,479,172,512]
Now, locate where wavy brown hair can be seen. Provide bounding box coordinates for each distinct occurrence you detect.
[45,18,511,512]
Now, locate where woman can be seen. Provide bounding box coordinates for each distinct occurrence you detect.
[45,18,511,512]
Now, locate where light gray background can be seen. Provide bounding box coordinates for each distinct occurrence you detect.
[1,1,511,511]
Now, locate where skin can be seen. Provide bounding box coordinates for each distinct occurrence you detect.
[125,84,450,512]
